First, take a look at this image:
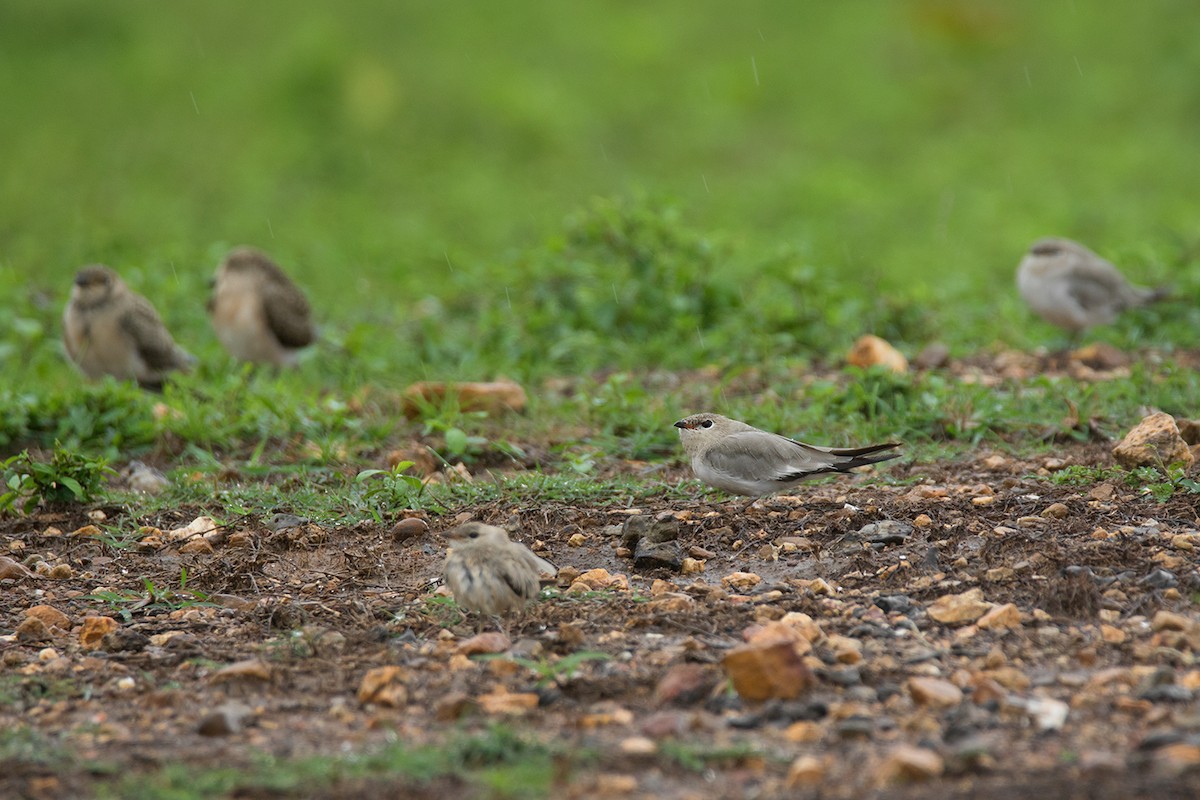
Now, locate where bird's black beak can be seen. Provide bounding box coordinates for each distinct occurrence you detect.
[673,420,687,429]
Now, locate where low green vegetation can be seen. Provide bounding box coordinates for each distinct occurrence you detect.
[98,725,565,800]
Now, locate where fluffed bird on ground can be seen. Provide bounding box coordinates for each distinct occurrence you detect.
[674,413,901,498]
[62,265,195,390]
[1016,237,1169,338]
[442,522,557,616]
[208,246,315,367]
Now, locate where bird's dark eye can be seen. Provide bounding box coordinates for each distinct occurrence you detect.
[701,419,714,429]
[468,531,479,539]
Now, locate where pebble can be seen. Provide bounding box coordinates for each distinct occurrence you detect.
[907,676,963,709]
[874,744,944,784]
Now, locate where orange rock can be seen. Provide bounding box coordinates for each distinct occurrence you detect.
[24,605,70,631]
[722,639,815,701]
[1112,412,1193,469]
[927,588,991,625]
[210,659,274,684]
[400,380,527,419]
[357,665,409,707]
[977,603,1022,630]
[847,334,908,374]
[786,755,826,788]
[79,616,119,649]
[477,685,539,716]
[457,632,511,656]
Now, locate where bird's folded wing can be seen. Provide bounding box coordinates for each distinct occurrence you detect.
[121,301,187,371]
[521,550,558,581]
[706,431,835,481]
[497,559,540,601]
[263,280,316,348]
[1063,259,1127,311]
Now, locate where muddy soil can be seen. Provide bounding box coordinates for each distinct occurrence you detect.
[4,436,1200,799]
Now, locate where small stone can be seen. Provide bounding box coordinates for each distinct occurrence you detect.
[977,603,1021,630]
[15,616,51,643]
[24,605,70,631]
[982,454,1009,470]
[722,639,815,701]
[68,525,102,538]
[79,616,120,649]
[357,666,409,706]
[1024,696,1069,732]
[875,595,913,615]
[681,557,705,574]
[1041,502,1070,519]
[857,520,913,545]
[167,515,220,542]
[400,380,527,418]
[101,629,149,653]
[179,537,214,555]
[211,659,274,684]
[618,736,657,755]
[786,755,826,787]
[1112,412,1193,469]
[633,540,683,571]
[827,635,863,665]
[927,588,991,625]
[457,632,511,656]
[477,685,539,716]
[590,774,638,795]
[125,461,170,494]
[654,663,718,706]
[914,342,950,370]
[0,556,36,581]
[907,676,963,709]
[913,514,932,528]
[390,517,428,542]
[722,571,762,591]
[1100,624,1127,644]
[197,701,253,736]
[434,691,473,721]
[874,744,944,785]
[1152,611,1193,632]
[783,720,823,743]
[847,334,908,374]
[568,532,587,547]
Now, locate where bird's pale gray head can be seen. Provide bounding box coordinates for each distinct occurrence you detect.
[443,521,511,549]
[218,246,290,283]
[1028,237,1074,258]
[674,413,746,454]
[70,265,121,308]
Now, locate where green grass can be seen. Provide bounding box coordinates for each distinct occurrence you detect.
[96,724,565,800]
[0,9,1196,518]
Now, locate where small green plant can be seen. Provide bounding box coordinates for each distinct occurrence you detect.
[1047,462,1200,502]
[0,444,113,513]
[84,568,216,622]
[354,460,433,517]
[658,740,769,772]
[478,651,610,688]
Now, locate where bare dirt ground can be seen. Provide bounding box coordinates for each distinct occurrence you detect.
[4,434,1200,799]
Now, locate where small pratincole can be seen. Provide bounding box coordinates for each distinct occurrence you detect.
[1016,237,1169,337]
[208,246,315,367]
[63,264,195,390]
[674,412,900,497]
[442,522,557,615]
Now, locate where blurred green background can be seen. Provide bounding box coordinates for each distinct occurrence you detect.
[2,0,1199,387]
